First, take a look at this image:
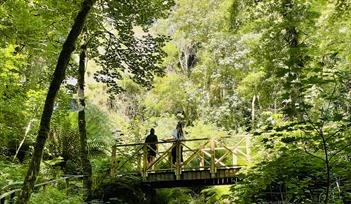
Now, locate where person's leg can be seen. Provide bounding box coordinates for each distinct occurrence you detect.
[180,145,183,163]
[150,156,155,170]
[172,146,176,164]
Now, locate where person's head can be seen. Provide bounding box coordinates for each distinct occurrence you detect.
[150,128,155,135]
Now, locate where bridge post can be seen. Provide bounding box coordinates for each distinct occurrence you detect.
[246,134,251,162]
[175,141,181,180]
[110,145,116,176]
[200,145,204,170]
[232,149,237,166]
[210,139,217,177]
[142,144,148,179]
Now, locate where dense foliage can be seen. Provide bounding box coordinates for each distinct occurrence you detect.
[1,0,351,203]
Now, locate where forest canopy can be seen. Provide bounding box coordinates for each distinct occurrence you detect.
[0,0,350,203]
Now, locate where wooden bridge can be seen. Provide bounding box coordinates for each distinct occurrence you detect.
[111,135,251,188]
[0,135,251,203]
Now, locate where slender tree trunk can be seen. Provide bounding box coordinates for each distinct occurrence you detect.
[251,95,256,130]
[78,43,93,198]
[320,131,330,204]
[13,119,34,162]
[17,0,96,203]
[178,48,185,74]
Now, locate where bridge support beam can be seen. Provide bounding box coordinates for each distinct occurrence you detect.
[200,146,205,170]
[210,139,216,178]
[142,144,148,179]
[175,142,181,180]
[246,134,251,162]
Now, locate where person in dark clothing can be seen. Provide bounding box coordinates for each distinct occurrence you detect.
[145,128,158,164]
[171,122,185,164]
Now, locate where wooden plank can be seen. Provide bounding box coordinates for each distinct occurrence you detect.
[143,144,148,178]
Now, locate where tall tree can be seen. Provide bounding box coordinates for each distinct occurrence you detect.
[17,0,96,203]
[0,0,79,161]
[229,1,351,203]
[78,41,93,198]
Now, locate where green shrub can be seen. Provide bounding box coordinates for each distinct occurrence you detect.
[30,186,82,204]
[155,188,192,204]
[0,161,27,190]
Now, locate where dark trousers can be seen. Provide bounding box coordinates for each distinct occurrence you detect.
[171,144,183,164]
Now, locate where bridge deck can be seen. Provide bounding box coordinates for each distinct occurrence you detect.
[143,167,241,188]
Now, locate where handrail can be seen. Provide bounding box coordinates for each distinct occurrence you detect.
[0,182,23,194]
[0,189,21,201]
[32,175,84,188]
[113,136,237,147]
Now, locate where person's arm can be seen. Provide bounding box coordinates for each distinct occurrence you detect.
[161,138,175,142]
[156,136,158,151]
[172,129,179,140]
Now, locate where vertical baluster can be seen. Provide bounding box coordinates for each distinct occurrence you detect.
[143,144,148,179]
[168,144,172,169]
[175,141,181,180]
[200,145,204,170]
[246,134,251,162]
[210,139,216,178]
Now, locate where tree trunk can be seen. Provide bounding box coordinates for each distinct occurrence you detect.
[78,43,93,198]
[321,131,330,204]
[251,95,256,130]
[17,0,96,203]
[13,119,34,162]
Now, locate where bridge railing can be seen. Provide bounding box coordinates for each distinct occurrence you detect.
[110,135,251,180]
[0,175,83,204]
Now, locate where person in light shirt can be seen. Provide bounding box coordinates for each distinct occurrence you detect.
[171,122,185,164]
